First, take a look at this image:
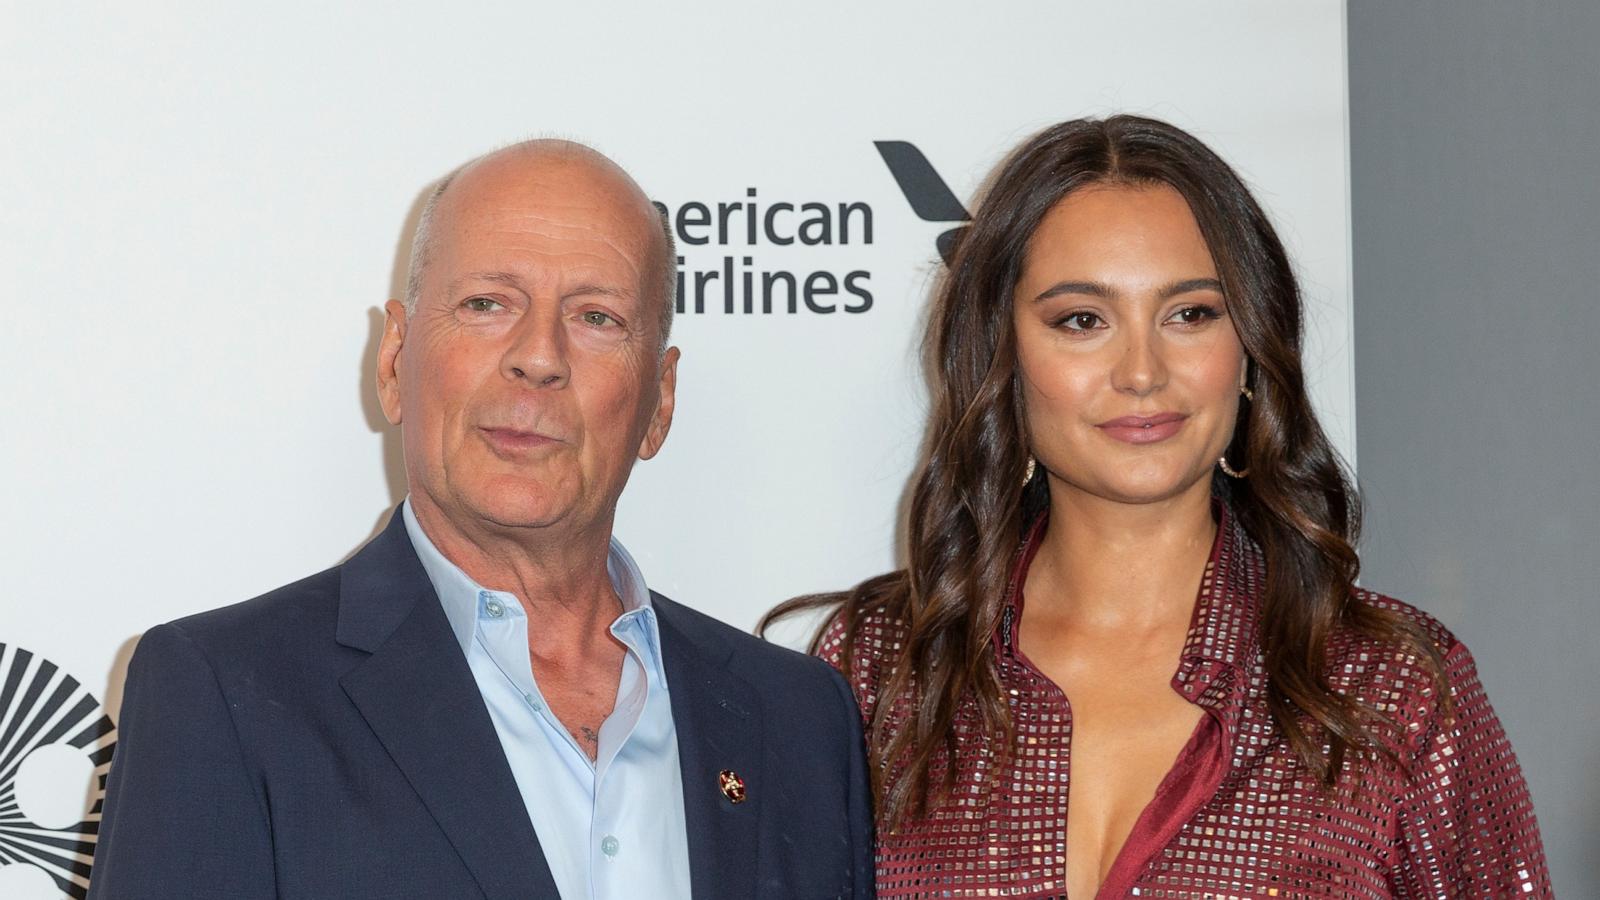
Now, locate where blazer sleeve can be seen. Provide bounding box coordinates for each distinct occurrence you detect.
[827,664,877,900]
[87,623,276,899]
[1391,641,1551,898]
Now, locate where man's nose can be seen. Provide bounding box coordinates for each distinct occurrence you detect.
[1111,326,1170,397]
[501,306,570,387]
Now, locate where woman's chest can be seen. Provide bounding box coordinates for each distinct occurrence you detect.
[874,673,1406,899]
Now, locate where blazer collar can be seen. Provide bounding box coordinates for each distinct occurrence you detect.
[652,595,764,900]
[338,510,770,900]
[336,506,430,654]
[336,506,561,899]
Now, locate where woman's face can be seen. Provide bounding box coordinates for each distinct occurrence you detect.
[1013,182,1246,507]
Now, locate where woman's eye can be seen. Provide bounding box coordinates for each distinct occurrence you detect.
[581,310,617,327]
[463,297,502,313]
[1057,312,1103,332]
[1169,305,1221,325]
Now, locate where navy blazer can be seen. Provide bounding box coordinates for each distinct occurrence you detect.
[87,510,874,899]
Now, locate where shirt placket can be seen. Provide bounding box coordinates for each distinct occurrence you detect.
[589,612,653,900]
[993,517,1245,899]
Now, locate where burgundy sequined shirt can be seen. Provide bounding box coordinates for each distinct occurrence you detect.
[820,507,1550,898]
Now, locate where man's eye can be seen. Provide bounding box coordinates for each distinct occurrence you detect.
[463,297,503,313]
[581,310,617,327]
[1056,312,1103,332]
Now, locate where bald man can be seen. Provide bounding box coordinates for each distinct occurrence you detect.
[88,142,874,900]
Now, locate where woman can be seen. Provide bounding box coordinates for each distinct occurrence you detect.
[766,116,1549,898]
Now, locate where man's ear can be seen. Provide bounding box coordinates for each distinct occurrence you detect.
[637,346,680,461]
[377,300,409,425]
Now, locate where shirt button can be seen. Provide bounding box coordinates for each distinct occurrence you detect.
[524,693,542,711]
[600,835,620,857]
[485,599,504,618]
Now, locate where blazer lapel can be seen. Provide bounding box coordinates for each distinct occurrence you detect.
[654,596,764,900]
[337,510,561,900]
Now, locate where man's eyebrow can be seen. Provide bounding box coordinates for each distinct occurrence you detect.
[445,272,637,301]
[565,283,637,302]
[448,271,524,293]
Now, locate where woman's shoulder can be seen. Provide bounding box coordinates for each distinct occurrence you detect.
[817,598,909,671]
[1326,588,1464,681]
[1345,587,1463,657]
[814,582,913,719]
[1335,586,1541,885]
[1327,588,1491,751]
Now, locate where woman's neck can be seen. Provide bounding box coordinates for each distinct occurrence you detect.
[1026,481,1218,633]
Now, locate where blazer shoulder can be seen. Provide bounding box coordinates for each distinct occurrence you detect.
[161,564,344,659]
[650,591,844,690]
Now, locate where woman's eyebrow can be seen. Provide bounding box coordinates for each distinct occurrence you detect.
[1034,280,1112,302]
[1033,276,1223,303]
[1159,277,1224,298]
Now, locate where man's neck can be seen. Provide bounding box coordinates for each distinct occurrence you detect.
[406,494,622,628]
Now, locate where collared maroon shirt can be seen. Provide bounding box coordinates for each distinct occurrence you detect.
[820,506,1550,898]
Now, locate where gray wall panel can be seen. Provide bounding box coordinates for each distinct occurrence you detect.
[1348,2,1600,894]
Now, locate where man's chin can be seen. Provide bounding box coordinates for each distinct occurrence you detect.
[443,478,583,533]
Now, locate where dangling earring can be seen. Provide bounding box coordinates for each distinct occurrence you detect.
[1218,454,1249,479]
[1022,456,1036,486]
[1219,382,1252,478]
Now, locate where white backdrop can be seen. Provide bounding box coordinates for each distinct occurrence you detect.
[0,2,1351,896]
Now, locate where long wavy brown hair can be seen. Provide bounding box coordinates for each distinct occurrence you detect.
[762,115,1446,830]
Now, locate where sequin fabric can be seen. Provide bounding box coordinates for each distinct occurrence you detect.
[818,507,1551,898]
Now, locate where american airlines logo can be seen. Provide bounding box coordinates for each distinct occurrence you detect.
[653,141,970,317]
[872,141,971,265]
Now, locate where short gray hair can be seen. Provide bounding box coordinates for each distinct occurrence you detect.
[402,171,459,315]
[402,146,677,353]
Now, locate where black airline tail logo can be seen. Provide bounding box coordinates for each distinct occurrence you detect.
[874,141,970,264]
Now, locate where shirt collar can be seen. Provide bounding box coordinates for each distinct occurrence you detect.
[1175,501,1264,675]
[400,498,657,658]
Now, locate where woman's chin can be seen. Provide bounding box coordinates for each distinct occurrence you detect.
[1070,468,1214,507]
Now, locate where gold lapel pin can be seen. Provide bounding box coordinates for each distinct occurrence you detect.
[718,769,747,804]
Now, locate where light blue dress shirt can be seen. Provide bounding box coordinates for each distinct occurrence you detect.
[402,501,691,900]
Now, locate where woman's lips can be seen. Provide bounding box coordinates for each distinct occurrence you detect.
[1096,413,1189,445]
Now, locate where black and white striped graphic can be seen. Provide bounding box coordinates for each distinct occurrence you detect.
[0,645,116,899]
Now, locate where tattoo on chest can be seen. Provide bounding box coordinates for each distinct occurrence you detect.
[580,726,599,747]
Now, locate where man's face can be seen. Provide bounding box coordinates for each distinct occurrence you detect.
[378,150,678,538]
